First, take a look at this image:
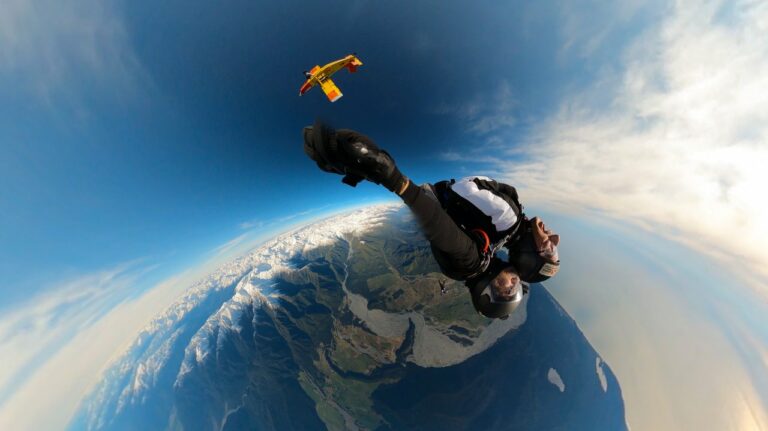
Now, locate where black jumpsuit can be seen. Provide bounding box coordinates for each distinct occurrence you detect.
[398,178,523,281]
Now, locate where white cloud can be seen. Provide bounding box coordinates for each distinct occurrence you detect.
[595,357,608,392]
[503,2,768,427]
[0,274,197,430]
[0,266,131,395]
[498,0,768,294]
[0,233,273,430]
[239,205,332,231]
[545,212,768,431]
[431,81,518,136]
[238,219,265,230]
[212,232,251,257]
[556,0,652,62]
[547,367,566,392]
[0,263,155,429]
[438,151,464,162]
[0,0,149,112]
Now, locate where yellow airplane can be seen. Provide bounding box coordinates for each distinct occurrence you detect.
[299,54,363,102]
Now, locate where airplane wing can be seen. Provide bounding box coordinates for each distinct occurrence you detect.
[299,79,315,96]
[320,78,343,102]
[322,55,363,77]
[298,65,321,96]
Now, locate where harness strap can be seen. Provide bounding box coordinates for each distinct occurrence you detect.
[471,228,490,254]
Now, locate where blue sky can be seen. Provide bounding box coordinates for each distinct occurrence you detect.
[1,0,767,429]
[0,0,665,302]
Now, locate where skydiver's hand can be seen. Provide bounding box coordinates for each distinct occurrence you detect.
[302,122,408,193]
[303,123,343,175]
[303,122,369,187]
[333,129,409,193]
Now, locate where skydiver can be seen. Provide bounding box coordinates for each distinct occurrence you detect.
[302,123,560,319]
[439,279,447,295]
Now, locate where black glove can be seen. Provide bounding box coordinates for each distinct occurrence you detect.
[303,122,408,193]
[303,122,342,175]
[303,122,365,186]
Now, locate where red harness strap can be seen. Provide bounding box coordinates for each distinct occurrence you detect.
[471,228,491,254]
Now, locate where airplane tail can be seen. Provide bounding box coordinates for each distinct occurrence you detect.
[345,56,363,73]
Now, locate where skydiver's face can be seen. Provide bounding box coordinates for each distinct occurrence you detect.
[490,267,521,301]
[531,217,560,263]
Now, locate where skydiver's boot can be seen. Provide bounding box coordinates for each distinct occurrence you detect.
[303,122,410,195]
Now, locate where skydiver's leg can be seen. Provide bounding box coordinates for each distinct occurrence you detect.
[399,181,483,280]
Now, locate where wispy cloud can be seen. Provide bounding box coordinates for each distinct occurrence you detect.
[431,81,518,136]
[496,0,768,293]
[438,151,464,162]
[430,81,521,165]
[212,233,252,257]
[0,265,137,399]
[0,262,157,429]
[0,232,270,429]
[238,220,265,230]
[546,211,768,431]
[0,0,149,113]
[555,0,651,62]
[239,205,332,231]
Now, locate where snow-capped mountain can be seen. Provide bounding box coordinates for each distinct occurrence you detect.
[75,205,399,430]
[71,203,626,431]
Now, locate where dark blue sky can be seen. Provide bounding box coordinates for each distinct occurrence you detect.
[0,0,656,303]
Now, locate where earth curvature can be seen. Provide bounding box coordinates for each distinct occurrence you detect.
[71,205,627,431]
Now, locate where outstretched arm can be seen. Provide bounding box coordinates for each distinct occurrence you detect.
[302,122,483,279]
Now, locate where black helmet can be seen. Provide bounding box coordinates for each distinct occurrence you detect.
[507,219,560,283]
[467,262,525,319]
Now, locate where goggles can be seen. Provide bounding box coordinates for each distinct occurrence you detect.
[508,220,560,283]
